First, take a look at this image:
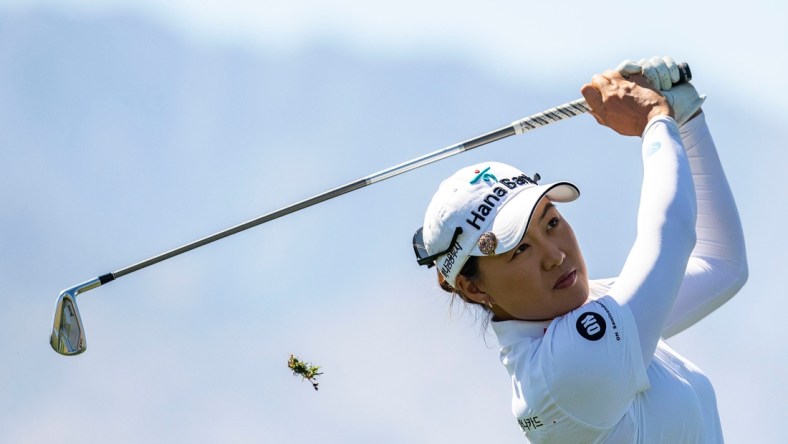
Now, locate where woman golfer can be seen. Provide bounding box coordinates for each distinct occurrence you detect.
[414,57,747,443]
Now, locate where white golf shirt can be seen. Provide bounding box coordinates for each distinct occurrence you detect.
[491,114,746,443]
[492,287,722,443]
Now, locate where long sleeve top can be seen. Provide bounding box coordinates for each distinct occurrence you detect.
[492,113,747,443]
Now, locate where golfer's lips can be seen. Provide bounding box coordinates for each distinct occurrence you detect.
[553,269,577,290]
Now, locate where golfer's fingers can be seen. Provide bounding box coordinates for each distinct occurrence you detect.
[602,69,626,81]
[591,69,627,90]
[650,56,673,90]
[663,56,681,85]
[628,73,662,94]
[580,82,604,124]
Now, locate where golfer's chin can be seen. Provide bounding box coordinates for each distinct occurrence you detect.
[552,276,591,317]
[492,276,591,322]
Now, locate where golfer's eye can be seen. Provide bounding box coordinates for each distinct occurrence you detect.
[512,243,529,258]
[547,217,560,230]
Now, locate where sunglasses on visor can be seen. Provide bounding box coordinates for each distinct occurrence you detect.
[412,226,463,268]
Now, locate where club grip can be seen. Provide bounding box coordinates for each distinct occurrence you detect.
[677,62,692,84]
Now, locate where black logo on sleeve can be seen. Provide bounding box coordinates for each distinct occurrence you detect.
[576,312,606,341]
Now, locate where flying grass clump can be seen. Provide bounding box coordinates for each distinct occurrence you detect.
[288,354,323,391]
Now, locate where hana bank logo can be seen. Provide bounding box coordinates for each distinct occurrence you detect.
[469,167,498,185]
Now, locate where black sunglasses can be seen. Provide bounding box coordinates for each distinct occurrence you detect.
[412,226,463,268]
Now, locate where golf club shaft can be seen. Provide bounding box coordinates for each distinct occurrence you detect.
[93,55,694,285]
[118,65,692,282]
[104,98,591,283]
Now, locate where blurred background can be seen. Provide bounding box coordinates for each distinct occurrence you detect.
[1,1,785,442]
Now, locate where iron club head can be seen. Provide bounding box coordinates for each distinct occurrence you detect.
[50,290,86,355]
[50,278,103,356]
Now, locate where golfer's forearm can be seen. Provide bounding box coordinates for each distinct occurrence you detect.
[609,116,697,364]
[662,113,749,337]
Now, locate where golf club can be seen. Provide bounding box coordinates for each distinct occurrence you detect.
[50,63,691,355]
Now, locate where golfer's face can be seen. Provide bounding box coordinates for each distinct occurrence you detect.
[476,198,589,321]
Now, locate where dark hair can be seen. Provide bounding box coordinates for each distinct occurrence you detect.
[437,256,489,310]
[437,256,494,330]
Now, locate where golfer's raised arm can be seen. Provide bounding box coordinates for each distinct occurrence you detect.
[662,112,749,337]
[582,70,698,365]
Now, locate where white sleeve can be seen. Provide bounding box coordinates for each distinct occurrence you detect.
[607,116,697,366]
[541,296,649,428]
[662,113,749,338]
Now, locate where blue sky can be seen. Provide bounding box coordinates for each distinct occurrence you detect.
[5,0,786,105]
[1,1,786,443]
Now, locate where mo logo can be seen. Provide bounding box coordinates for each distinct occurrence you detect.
[576,312,606,341]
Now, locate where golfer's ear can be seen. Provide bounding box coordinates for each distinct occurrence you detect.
[454,274,487,305]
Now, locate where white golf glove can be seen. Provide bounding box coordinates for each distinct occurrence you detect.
[616,55,706,125]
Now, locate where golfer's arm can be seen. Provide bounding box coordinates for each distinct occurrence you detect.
[662,113,749,338]
[608,116,697,365]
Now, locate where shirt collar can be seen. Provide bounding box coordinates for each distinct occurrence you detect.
[491,318,552,348]
[489,279,613,347]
